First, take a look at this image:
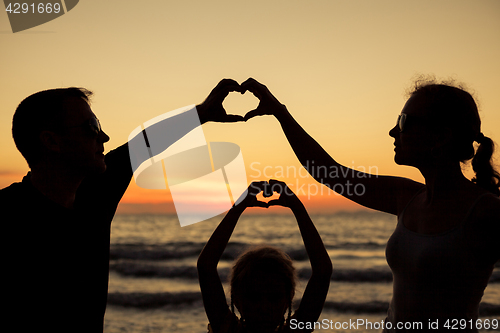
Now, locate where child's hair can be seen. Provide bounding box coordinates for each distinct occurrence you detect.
[229,245,297,325]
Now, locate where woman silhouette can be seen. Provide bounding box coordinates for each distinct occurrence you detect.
[241,77,500,332]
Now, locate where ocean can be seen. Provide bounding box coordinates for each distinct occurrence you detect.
[103,211,500,332]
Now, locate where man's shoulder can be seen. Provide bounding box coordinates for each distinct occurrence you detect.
[0,173,41,209]
[0,180,27,198]
[0,178,33,222]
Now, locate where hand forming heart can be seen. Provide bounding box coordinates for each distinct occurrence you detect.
[197,78,287,124]
[238,179,299,209]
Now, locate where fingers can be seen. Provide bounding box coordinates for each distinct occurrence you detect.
[205,79,244,104]
[269,180,297,208]
[263,182,274,197]
[240,180,296,209]
[217,78,239,87]
[266,180,289,208]
[248,181,268,195]
[240,78,265,98]
[243,109,265,121]
[267,198,287,208]
[249,200,269,208]
[239,181,269,209]
[221,114,245,123]
[268,179,289,195]
[249,179,291,196]
[213,77,268,97]
[241,78,287,122]
[215,78,244,94]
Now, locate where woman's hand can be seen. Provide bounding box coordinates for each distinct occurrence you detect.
[240,78,289,121]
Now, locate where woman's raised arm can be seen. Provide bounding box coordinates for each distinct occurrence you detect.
[241,78,423,215]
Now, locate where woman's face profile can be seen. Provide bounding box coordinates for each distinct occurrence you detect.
[390,95,440,168]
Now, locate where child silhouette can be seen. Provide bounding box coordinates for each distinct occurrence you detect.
[197,180,333,333]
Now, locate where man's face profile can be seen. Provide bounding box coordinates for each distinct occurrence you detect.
[54,97,110,176]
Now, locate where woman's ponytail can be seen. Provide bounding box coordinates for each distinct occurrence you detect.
[471,134,500,196]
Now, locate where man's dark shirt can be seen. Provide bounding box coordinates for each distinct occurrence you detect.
[1,144,132,332]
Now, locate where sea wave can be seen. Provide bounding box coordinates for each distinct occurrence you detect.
[110,260,500,283]
[110,261,394,282]
[109,242,205,260]
[109,241,386,261]
[107,291,202,308]
[106,292,500,315]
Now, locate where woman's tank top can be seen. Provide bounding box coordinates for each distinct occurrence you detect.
[384,190,494,331]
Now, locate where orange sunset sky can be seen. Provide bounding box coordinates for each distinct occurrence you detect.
[1,0,499,215]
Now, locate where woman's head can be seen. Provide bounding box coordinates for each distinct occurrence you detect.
[229,245,296,331]
[390,77,499,195]
[409,81,480,161]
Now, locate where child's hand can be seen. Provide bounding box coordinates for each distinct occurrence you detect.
[266,179,302,208]
[237,181,270,209]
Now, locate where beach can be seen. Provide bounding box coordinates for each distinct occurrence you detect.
[104,212,500,332]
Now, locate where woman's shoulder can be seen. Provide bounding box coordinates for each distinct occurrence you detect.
[461,180,500,221]
[473,192,500,220]
[468,191,500,261]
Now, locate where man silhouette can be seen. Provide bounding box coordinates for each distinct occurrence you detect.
[1,79,243,332]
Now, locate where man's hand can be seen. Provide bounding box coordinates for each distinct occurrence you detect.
[240,78,288,121]
[197,79,245,124]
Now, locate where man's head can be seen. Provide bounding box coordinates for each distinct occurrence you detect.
[13,88,109,175]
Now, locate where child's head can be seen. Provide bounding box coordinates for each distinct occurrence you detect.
[229,245,296,331]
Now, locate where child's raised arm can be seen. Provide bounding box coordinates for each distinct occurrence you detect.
[268,180,333,329]
[197,182,268,332]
